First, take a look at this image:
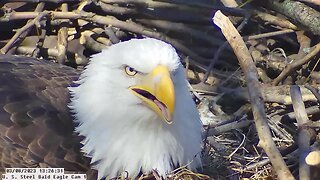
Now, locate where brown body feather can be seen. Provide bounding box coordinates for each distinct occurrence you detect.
[0,55,96,178]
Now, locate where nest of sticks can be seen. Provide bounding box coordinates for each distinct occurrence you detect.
[1,0,320,179]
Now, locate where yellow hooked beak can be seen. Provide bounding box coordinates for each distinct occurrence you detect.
[129,65,175,124]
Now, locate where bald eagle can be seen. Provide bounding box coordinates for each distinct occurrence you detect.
[0,38,203,179]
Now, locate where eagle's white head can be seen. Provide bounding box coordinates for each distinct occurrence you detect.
[68,38,203,179]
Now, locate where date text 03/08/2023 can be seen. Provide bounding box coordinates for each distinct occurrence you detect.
[2,168,87,180]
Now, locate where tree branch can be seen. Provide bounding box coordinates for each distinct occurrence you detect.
[213,10,294,180]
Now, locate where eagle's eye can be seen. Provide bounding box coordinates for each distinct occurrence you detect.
[125,66,138,76]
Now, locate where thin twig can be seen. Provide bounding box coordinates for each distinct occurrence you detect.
[0,11,49,54]
[272,43,320,85]
[252,10,298,30]
[244,29,295,41]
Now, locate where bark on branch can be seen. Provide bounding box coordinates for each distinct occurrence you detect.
[267,0,320,35]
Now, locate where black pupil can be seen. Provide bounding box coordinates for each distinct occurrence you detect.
[129,67,134,72]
